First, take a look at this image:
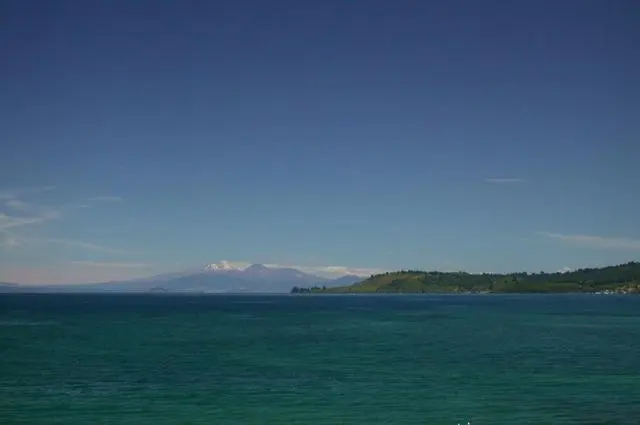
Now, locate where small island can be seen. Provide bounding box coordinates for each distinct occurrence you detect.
[291,261,640,295]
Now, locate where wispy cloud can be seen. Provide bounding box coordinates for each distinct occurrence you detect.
[484,178,527,184]
[23,237,133,254]
[0,186,55,200]
[0,187,137,283]
[539,232,640,251]
[0,235,21,249]
[0,195,63,231]
[263,262,386,277]
[0,211,60,230]
[296,265,387,277]
[88,196,123,202]
[68,261,153,268]
[0,188,129,252]
[5,199,29,210]
[4,198,61,214]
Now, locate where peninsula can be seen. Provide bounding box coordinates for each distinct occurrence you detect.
[291,262,640,294]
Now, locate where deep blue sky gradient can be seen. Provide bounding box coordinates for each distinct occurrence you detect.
[1,0,638,283]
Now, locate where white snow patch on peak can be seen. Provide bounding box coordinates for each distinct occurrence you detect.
[204,260,249,272]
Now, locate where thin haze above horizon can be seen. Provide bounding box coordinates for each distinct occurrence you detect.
[1,0,638,285]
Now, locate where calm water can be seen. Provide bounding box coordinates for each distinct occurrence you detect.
[1,294,639,425]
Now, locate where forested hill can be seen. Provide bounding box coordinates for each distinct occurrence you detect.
[291,262,640,294]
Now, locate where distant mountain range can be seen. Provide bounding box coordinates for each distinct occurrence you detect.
[0,262,363,294]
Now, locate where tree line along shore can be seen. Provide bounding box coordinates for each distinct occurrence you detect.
[291,262,640,294]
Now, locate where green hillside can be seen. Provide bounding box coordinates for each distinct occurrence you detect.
[291,261,640,294]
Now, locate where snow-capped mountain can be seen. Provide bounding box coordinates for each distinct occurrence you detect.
[201,262,325,285]
[204,261,246,272]
[38,262,363,293]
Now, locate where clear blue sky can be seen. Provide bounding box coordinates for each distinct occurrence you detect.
[1,0,638,284]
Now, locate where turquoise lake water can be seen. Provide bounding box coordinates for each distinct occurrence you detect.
[1,293,639,424]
